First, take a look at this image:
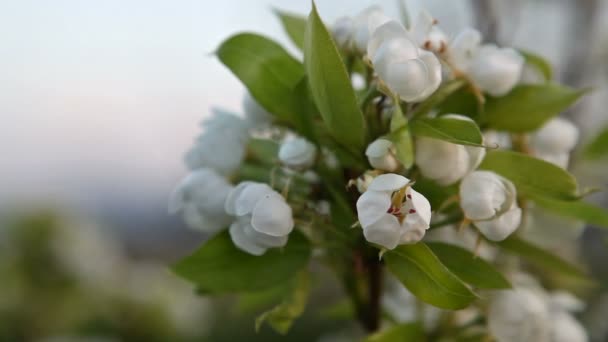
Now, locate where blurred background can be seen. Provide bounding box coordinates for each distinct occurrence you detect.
[2,0,608,340]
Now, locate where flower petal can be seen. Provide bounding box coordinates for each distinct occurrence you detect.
[357,190,391,227]
[367,20,408,60]
[234,183,275,216]
[243,223,288,248]
[224,181,254,215]
[475,206,522,241]
[251,192,294,236]
[363,214,402,250]
[367,174,410,192]
[229,220,267,256]
[460,171,510,220]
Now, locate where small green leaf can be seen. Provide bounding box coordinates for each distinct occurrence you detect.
[172,231,311,293]
[304,3,366,150]
[530,194,608,228]
[247,138,279,166]
[410,116,484,146]
[436,88,478,119]
[274,10,307,51]
[497,235,588,280]
[479,150,579,200]
[412,177,458,209]
[584,126,608,160]
[386,104,414,168]
[217,33,304,123]
[519,49,553,81]
[484,84,586,132]
[426,242,511,289]
[385,243,477,309]
[255,271,310,335]
[411,79,467,119]
[364,322,424,342]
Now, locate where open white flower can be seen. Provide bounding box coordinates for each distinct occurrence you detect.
[278,137,317,170]
[169,168,234,234]
[415,116,485,185]
[356,174,432,249]
[368,20,442,102]
[242,93,272,128]
[224,182,294,255]
[530,117,579,169]
[459,171,522,241]
[450,28,524,96]
[365,138,399,172]
[184,108,249,174]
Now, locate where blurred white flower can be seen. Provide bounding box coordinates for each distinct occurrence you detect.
[450,28,524,96]
[332,16,354,49]
[488,288,551,342]
[382,274,441,330]
[278,136,317,170]
[355,170,377,193]
[483,130,512,149]
[522,205,585,250]
[368,20,442,102]
[424,222,497,260]
[459,171,522,241]
[242,93,272,128]
[356,174,431,249]
[184,108,249,174]
[530,117,579,169]
[415,116,485,185]
[169,168,234,234]
[365,138,399,172]
[409,10,448,53]
[225,182,294,255]
[353,6,391,53]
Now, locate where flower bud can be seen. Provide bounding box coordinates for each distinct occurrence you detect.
[355,170,377,193]
[459,171,522,241]
[356,174,432,249]
[365,138,399,172]
[224,182,294,255]
[530,117,579,169]
[169,168,234,234]
[278,137,317,170]
[352,6,391,53]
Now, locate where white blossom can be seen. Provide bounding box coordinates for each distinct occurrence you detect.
[225,182,294,255]
[169,168,234,234]
[522,205,585,250]
[450,28,524,96]
[368,20,442,102]
[488,288,551,342]
[382,274,441,330]
[415,116,486,185]
[353,6,391,53]
[365,138,399,172]
[530,117,579,169]
[184,108,249,174]
[332,16,354,49]
[242,93,272,128]
[459,171,522,241]
[409,10,448,53]
[356,174,432,249]
[278,137,317,170]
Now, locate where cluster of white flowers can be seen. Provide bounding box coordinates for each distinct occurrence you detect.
[530,117,580,169]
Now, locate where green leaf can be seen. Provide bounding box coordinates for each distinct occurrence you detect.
[519,49,553,81]
[247,138,279,166]
[426,242,511,289]
[484,84,586,132]
[217,33,304,123]
[255,271,310,335]
[479,150,579,200]
[385,243,477,309]
[410,116,484,146]
[304,3,366,150]
[584,126,608,160]
[364,322,424,342]
[386,104,414,168]
[274,10,307,51]
[530,194,608,228]
[412,177,458,209]
[172,231,311,293]
[411,79,467,119]
[497,235,588,280]
[436,88,478,119]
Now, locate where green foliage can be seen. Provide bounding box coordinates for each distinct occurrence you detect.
[479,150,579,200]
[519,49,553,81]
[411,79,467,118]
[484,84,586,132]
[427,242,511,289]
[364,322,424,342]
[172,231,311,293]
[274,10,307,51]
[386,103,414,168]
[584,126,608,160]
[410,116,484,146]
[304,3,366,151]
[255,271,310,334]
[216,33,304,124]
[497,235,588,280]
[385,243,477,309]
[530,194,608,228]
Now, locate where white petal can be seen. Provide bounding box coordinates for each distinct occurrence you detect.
[464,145,486,172]
[242,93,271,127]
[383,58,430,102]
[362,214,402,250]
[279,137,317,169]
[235,183,275,216]
[415,137,470,185]
[408,50,442,102]
[550,311,587,342]
[531,117,579,154]
[365,138,393,158]
[488,289,551,342]
[357,190,391,227]
[475,206,521,241]
[367,20,408,60]
[243,223,288,248]
[460,171,512,220]
[399,225,426,244]
[224,181,254,215]
[404,187,432,229]
[549,291,586,313]
[229,220,267,256]
[470,45,524,96]
[332,16,354,48]
[449,28,482,70]
[251,192,294,236]
[367,174,410,192]
[411,10,434,46]
[168,186,185,214]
